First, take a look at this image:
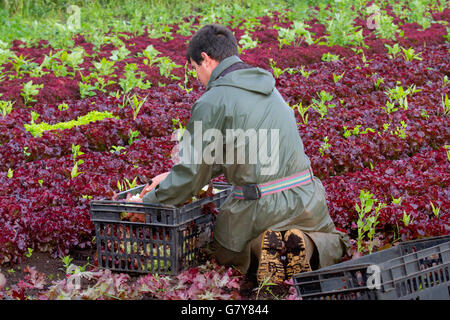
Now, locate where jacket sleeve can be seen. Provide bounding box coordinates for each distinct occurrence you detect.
[142,98,225,206]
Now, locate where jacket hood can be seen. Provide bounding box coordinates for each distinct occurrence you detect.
[206,55,275,95]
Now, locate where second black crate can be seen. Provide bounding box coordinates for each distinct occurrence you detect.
[293,235,450,300]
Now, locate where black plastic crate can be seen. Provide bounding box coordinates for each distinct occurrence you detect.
[319,235,450,271]
[293,236,450,300]
[90,182,232,275]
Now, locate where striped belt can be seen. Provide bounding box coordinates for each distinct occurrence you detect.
[232,168,314,200]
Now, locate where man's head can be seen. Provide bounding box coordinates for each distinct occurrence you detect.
[186,24,238,86]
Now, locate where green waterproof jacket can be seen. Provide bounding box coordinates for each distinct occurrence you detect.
[143,55,348,268]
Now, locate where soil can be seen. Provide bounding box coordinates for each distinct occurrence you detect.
[0,247,96,293]
[239,274,294,300]
[0,252,65,289]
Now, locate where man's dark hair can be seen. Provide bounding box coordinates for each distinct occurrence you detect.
[186,24,238,65]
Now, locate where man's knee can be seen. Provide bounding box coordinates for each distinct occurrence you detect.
[302,232,319,269]
[208,239,251,274]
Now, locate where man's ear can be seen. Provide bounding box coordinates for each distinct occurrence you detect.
[201,52,211,64]
[201,52,219,70]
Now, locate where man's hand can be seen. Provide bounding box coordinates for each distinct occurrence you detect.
[122,172,170,223]
[139,171,170,198]
[124,171,170,204]
[127,195,143,203]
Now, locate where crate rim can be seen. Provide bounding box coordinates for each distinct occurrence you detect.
[89,181,232,208]
[89,182,232,225]
[293,262,375,280]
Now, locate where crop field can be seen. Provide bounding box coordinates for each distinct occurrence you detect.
[0,0,448,300]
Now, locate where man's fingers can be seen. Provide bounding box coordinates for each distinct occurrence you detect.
[139,183,156,198]
[127,195,143,203]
